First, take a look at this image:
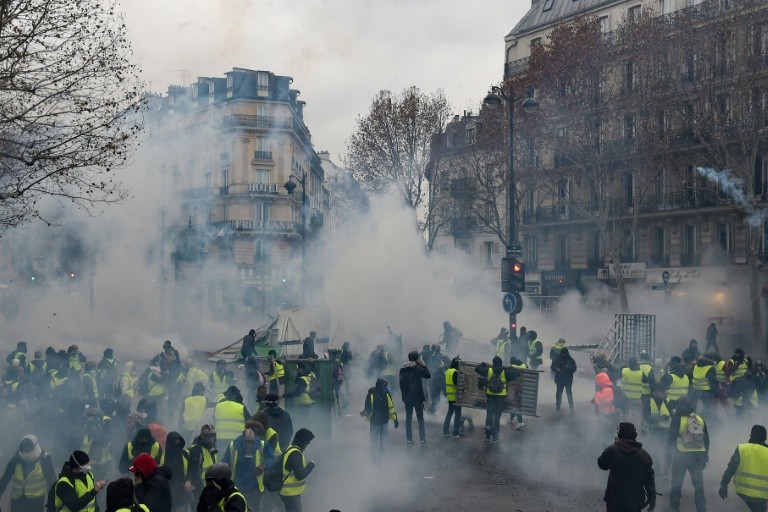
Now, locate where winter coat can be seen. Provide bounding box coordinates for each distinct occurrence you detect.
[593,372,616,414]
[163,432,190,507]
[135,465,172,512]
[552,352,577,385]
[399,362,431,404]
[264,406,294,452]
[363,379,396,425]
[597,438,656,508]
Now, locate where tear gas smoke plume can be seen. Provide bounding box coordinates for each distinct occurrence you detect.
[697,166,767,226]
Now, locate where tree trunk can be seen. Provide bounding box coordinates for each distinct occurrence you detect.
[611,259,630,313]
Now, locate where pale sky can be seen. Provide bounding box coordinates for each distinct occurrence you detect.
[120,0,531,161]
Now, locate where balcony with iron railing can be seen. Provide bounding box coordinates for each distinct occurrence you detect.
[220,114,292,129]
[254,151,272,160]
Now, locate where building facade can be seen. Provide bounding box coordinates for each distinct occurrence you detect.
[148,67,328,314]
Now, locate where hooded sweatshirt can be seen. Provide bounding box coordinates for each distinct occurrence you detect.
[593,372,616,414]
[162,432,189,505]
[264,406,294,451]
[363,379,396,425]
[135,464,172,512]
[597,437,656,508]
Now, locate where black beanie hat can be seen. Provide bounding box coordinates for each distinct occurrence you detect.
[293,428,315,446]
[69,450,90,468]
[617,422,637,440]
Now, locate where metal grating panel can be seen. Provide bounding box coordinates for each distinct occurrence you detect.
[454,361,540,417]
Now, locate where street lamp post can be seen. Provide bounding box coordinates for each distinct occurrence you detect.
[284,172,308,306]
[484,86,539,336]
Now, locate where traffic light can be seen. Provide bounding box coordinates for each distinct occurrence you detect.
[501,257,525,293]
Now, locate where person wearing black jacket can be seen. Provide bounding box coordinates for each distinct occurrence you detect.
[552,348,577,413]
[55,451,107,512]
[164,432,192,512]
[240,329,256,360]
[130,453,172,512]
[597,422,656,512]
[263,394,293,451]
[362,378,398,462]
[197,463,247,512]
[279,428,315,512]
[105,477,144,512]
[399,351,431,446]
[474,357,520,443]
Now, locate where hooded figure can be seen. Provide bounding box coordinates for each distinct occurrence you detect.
[163,432,191,512]
[598,422,657,511]
[263,393,293,451]
[130,453,172,512]
[279,429,315,508]
[106,477,144,512]
[593,372,617,415]
[188,425,217,502]
[552,348,577,412]
[719,425,768,509]
[197,463,246,512]
[119,428,163,473]
[0,435,56,512]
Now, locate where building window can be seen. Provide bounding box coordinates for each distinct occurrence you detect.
[653,227,665,259]
[255,240,270,262]
[599,16,610,33]
[484,241,494,267]
[716,94,732,123]
[627,5,641,24]
[590,231,602,263]
[624,173,634,207]
[466,125,476,145]
[755,23,768,64]
[257,105,268,116]
[624,230,637,262]
[255,169,271,184]
[684,52,697,81]
[624,62,635,93]
[257,72,269,90]
[255,203,270,222]
[526,236,537,265]
[682,225,697,264]
[657,110,667,138]
[556,234,569,268]
[531,37,542,47]
[542,0,555,12]
[717,223,731,253]
[624,114,636,142]
[659,0,673,15]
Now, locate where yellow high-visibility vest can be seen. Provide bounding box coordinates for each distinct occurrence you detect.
[182,396,207,431]
[230,439,265,492]
[280,446,305,497]
[715,360,726,383]
[692,365,713,391]
[639,363,653,395]
[621,368,643,399]
[445,368,457,402]
[733,443,768,500]
[55,474,95,512]
[10,459,47,499]
[486,367,507,396]
[214,400,245,443]
[649,399,671,430]
[667,374,689,401]
[676,414,706,452]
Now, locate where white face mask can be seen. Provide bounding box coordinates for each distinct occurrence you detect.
[79,465,92,473]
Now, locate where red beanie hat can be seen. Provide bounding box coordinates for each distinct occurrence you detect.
[129,453,157,478]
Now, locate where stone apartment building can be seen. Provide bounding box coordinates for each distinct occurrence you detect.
[148,67,328,313]
[432,0,768,333]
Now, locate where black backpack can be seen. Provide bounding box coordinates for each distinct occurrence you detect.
[307,373,321,401]
[487,369,505,394]
[263,447,295,492]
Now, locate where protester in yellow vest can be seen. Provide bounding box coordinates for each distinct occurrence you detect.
[0,435,56,512]
[55,450,107,512]
[214,386,251,451]
[719,424,768,511]
[198,463,247,512]
[279,428,316,512]
[222,427,276,510]
[188,425,218,505]
[362,378,398,462]
[666,397,709,512]
[118,428,163,474]
[209,360,235,400]
[180,382,208,441]
[177,359,209,397]
[690,354,717,413]
[267,350,286,396]
[441,358,462,438]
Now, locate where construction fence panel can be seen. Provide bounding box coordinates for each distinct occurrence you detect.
[455,361,540,417]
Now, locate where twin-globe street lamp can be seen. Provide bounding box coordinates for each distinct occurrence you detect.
[483,86,539,336]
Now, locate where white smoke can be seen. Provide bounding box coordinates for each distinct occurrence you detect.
[696,166,767,226]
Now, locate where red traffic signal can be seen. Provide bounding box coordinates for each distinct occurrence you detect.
[501,257,526,293]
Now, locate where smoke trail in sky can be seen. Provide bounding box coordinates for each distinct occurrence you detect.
[696,166,767,227]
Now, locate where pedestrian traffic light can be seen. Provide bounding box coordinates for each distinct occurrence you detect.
[501,257,525,293]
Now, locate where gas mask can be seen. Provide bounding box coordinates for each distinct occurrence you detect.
[206,479,221,491]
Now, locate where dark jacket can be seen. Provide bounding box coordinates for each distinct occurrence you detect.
[363,379,396,426]
[284,436,314,483]
[552,351,577,385]
[240,333,256,359]
[119,428,163,473]
[187,436,216,497]
[598,438,656,508]
[163,432,190,507]
[399,362,431,404]
[135,465,172,512]
[55,463,99,512]
[264,406,294,451]
[0,451,56,497]
[196,480,246,512]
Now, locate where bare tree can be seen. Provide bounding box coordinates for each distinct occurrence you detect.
[344,86,452,241]
[652,3,768,352]
[0,0,142,229]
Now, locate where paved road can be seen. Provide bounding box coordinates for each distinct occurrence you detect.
[300,358,761,512]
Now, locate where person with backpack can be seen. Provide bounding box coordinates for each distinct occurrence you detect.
[666,396,709,512]
[552,347,577,414]
[277,428,315,512]
[97,349,118,399]
[118,427,163,474]
[105,477,147,512]
[597,422,657,512]
[0,435,56,512]
[361,378,398,462]
[197,463,247,512]
[398,351,431,447]
[53,450,107,512]
[719,424,768,512]
[221,427,275,511]
[474,356,520,443]
[188,425,218,505]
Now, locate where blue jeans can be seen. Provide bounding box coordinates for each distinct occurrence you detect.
[442,402,461,435]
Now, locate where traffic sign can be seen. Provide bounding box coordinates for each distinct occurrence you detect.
[509,243,523,258]
[502,292,523,315]
[661,270,670,284]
